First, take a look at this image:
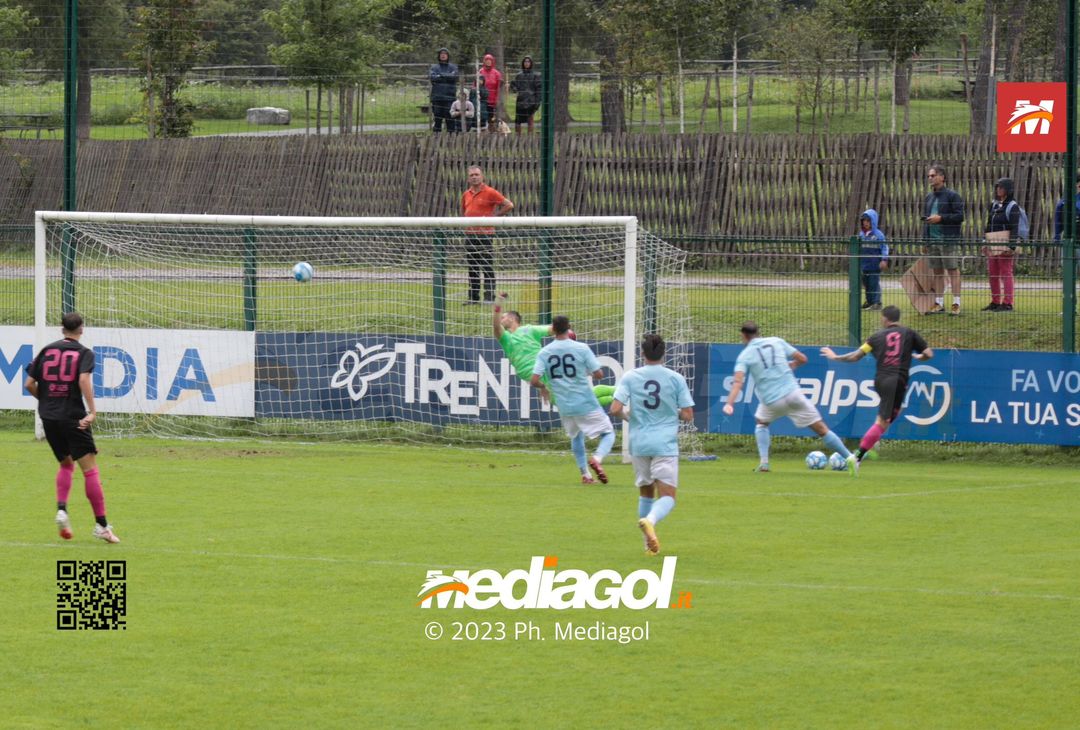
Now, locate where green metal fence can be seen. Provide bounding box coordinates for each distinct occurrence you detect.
[672,236,1078,353]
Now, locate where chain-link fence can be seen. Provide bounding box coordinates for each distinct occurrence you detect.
[0,0,1069,139]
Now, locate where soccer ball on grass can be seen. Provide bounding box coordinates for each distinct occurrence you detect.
[805,450,828,470]
[828,452,848,471]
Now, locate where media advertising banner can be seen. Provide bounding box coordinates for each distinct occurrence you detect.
[0,326,255,417]
[707,344,1080,446]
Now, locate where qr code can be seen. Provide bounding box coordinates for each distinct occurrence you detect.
[57,560,127,630]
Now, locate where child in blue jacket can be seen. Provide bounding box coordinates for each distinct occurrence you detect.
[858,209,889,309]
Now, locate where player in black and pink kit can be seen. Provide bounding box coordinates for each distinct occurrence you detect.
[820,305,933,471]
[24,312,119,543]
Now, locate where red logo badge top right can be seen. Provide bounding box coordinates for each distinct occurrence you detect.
[996,82,1067,153]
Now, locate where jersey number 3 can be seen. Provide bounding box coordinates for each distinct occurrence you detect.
[643,379,661,409]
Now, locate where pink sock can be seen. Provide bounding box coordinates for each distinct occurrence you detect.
[56,462,75,504]
[84,468,106,518]
[860,423,886,453]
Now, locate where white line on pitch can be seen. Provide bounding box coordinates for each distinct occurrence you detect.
[699,481,1064,500]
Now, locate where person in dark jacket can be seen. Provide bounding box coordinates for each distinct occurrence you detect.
[510,56,542,134]
[922,164,965,315]
[1053,175,1080,313]
[429,48,459,133]
[982,177,1020,312]
[1053,174,1080,241]
[857,209,889,310]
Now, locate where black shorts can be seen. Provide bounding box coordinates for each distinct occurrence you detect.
[515,105,538,124]
[42,418,98,462]
[875,376,909,423]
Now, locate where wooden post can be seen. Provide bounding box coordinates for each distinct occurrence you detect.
[873,62,880,135]
[698,74,711,133]
[961,34,973,106]
[746,73,754,134]
[715,69,722,131]
[656,74,666,134]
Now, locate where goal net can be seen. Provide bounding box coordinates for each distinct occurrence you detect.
[35,212,695,451]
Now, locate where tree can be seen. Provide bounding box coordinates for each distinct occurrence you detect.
[769,4,851,133]
[201,0,279,67]
[0,0,35,78]
[24,0,128,139]
[846,0,946,134]
[265,0,404,134]
[128,0,212,138]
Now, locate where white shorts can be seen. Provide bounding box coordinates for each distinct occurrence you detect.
[755,389,822,429]
[631,455,679,488]
[561,408,613,440]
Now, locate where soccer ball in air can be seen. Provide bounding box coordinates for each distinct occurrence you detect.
[292,261,313,282]
[828,452,848,471]
[805,450,828,470]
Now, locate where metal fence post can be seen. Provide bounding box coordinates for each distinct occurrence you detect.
[433,232,446,335]
[848,236,861,347]
[243,228,257,332]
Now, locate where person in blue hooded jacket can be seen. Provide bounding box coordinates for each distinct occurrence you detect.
[858,209,889,310]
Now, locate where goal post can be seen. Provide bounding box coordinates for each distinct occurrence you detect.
[33,211,694,452]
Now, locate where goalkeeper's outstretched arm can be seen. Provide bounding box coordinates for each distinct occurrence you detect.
[491,292,508,339]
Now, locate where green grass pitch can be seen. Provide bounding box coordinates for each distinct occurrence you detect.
[2,431,1078,728]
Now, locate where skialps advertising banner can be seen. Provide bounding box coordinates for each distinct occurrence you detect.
[708,345,1080,446]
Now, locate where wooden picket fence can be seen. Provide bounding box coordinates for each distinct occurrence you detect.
[0,133,1073,242]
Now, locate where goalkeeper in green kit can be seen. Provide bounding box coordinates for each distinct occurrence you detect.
[491,292,615,407]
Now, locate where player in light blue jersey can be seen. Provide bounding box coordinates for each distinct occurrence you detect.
[531,315,615,485]
[723,321,855,474]
[610,334,694,556]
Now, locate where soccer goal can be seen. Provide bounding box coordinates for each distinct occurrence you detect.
[34,211,695,451]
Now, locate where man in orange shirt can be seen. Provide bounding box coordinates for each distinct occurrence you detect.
[461,165,514,304]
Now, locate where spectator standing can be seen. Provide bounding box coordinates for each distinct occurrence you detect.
[982,177,1020,312]
[858,208,889,310]
[510,56,542,134]
[922,164,965,315]
[1053,174,1080,242]
[1054,174,1080,313]
[479,53,503,132]
[461,166,514,304]
[449,88,474,133]
[428,48,459,133]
